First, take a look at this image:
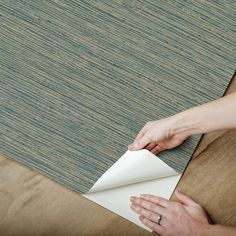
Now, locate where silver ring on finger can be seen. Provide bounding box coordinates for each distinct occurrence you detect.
[156,214,162,225]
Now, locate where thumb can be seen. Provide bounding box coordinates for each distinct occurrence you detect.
[128,134,151,151]
[174,190,200,207]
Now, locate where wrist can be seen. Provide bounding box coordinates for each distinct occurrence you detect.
[199,224,214,236]
[199,224,236,236]
[170,108,203,137]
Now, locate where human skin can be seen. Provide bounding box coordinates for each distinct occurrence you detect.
[128,91,236,236]
[128,91,236,154]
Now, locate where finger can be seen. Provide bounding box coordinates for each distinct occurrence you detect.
[150,143,166,154]
[145,142,156,151]
[139,215,165,235]
[150,145,161,154]
[140,194,170,208]
[128,134,151,151]
[134,123,150,141]
[130,197,167,216]
[128,127,146,150]
[131,204,165,225]
[174,190,200,207]
[135,130,145,142]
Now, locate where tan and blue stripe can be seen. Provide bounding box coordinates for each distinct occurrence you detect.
[1,0,235,193]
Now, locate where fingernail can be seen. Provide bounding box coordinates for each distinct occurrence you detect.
[128,143,135,150]
[130,196,135,202]
[131,204,139,211]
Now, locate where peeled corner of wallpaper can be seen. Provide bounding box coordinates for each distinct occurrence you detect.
[82,149,181,231]
[88,149,179,193]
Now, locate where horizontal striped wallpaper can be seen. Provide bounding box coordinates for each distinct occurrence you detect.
[1,0,235,193]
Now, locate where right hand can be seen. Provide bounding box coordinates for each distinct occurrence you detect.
[128,117,189,154]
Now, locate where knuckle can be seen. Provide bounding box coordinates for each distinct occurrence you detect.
[172,202,182,209]
[168,203,183,216]
[139,207,145,214]
[139,199,145,205]
[149,202,157,209]
[143,217,149,224]
[152,197,160,205]
[147,211,152,219]
[135,198,141,204]
[144,195,151,201]
[139,199,148,208]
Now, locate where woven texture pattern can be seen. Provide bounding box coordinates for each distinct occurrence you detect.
[1,0,235,193]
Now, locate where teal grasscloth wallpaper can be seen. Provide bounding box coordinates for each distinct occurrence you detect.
[1,0,235,193]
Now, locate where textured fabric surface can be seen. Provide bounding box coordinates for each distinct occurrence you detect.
[1,0,235,193]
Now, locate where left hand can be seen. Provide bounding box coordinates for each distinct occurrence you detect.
[130,190,211,236]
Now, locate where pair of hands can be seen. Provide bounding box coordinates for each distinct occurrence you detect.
[128,119,211,235]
